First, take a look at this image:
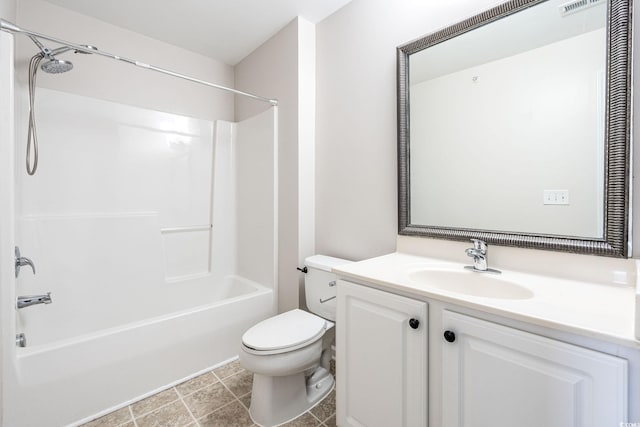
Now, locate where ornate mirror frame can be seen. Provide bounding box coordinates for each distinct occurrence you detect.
[397,0,632,257]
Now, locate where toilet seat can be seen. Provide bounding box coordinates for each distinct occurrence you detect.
[242,309,326,355]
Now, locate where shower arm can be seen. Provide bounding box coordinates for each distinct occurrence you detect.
[0,19,278,106]
[26,34,52,58]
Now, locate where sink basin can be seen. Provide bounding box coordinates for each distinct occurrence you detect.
[408,268,534,300]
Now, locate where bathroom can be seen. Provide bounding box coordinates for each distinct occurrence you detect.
[0,0,639,426]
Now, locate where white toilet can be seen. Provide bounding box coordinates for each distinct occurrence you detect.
[239,255,351,427]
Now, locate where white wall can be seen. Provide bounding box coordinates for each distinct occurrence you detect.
[316,0,502,260]
[14,0,234,121]
[297,20,317,309]
[0,0,16,22]
[316,0,636,261]
[235,18,316,312]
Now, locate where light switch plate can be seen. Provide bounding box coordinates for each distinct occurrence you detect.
[543,190,569,205]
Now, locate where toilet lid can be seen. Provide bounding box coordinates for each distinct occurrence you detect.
[242,309,326,352]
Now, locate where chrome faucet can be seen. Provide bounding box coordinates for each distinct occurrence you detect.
[15,246,36,278]
[17,293,52,309]
[465,239,488,270]
[465,239,500,274]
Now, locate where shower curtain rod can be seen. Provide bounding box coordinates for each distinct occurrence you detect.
[0,19,278,106]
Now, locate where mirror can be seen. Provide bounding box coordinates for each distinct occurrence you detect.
[397,0,631,257]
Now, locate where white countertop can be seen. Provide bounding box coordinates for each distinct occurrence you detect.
[333,252,639,349]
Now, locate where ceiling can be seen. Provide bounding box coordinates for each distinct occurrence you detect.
[43,0,353,65]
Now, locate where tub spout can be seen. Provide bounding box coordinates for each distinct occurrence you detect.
[17,292,52,309]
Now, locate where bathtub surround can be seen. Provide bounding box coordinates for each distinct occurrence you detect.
[11,0,329,324]
[4,54,277,425]
[14,91,276,341]
[1,2,284,425]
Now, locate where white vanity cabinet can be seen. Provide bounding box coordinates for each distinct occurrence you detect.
[336,279,633,427]
[441,310,628,427]
[336,280,428,427]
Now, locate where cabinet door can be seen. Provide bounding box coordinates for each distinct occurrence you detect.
[337,280,428,427]
[442,311,628,427]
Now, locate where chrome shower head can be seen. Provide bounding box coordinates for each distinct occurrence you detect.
[38,44,96,74]
[40,58,73,74]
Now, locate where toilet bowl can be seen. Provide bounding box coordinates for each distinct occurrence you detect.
[239,255,351,427]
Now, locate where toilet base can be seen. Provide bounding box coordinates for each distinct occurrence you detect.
[249,366,334,427]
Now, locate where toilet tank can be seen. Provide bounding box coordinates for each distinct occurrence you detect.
[304,255,352,321]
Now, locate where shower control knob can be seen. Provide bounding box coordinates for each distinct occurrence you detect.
[15,246,36,278]
[409,318,420,329]
[444,330,456,343]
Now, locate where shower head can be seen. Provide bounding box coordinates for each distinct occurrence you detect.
[40,58,73,74]
[38,44,97,74]
[37,44,97,74]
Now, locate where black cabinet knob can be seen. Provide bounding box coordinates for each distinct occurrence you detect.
[443,330,456,343]
[409,318,420,329]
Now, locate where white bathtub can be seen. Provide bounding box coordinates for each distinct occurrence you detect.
[5,79,278,426]
[5,275,274,427]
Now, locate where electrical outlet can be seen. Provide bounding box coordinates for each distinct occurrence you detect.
[543,190,569,205]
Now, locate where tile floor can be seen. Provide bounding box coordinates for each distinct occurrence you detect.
[81,359,337,427]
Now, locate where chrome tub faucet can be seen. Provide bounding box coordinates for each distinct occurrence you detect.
[465,239,501,274]
[17,292,52,309]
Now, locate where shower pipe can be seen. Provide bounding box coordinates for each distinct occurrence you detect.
[0,19,279,106]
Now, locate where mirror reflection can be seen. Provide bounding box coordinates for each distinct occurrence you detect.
[408,0,606,238]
